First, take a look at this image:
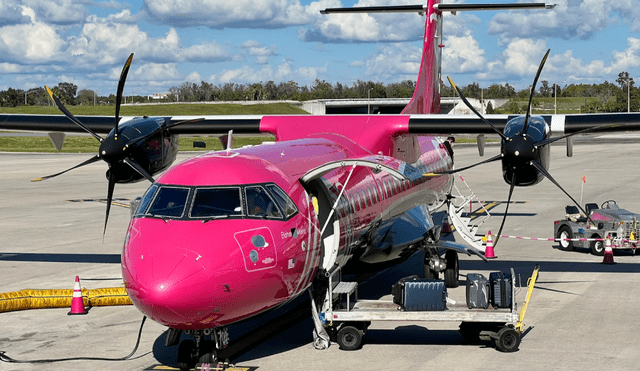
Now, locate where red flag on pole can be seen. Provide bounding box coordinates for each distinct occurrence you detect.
[582,175,586,183]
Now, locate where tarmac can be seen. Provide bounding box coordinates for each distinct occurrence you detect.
[1,139,640,370]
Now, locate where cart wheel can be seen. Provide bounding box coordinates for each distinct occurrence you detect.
[496,327,520,352]
[177,339,196,370]
[336,325,363,351]
[444,250,459,288]
[557,226,574,251]
[590,238,604,256]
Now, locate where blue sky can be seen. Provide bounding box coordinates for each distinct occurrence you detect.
[1,0,640,96]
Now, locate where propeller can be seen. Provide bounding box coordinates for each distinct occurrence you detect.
[35,53,157,235]
[440,49,596,250]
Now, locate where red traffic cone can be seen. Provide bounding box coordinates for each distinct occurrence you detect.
[442,214,452,233]
[68,276,88,315]
[485,230,496,259]
[602,238,615,265]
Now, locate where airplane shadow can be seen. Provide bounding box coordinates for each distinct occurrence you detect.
[0,252,121,264]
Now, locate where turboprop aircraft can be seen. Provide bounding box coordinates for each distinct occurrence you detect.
[4,0,640,367]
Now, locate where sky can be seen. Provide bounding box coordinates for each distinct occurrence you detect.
[1,0,640,97]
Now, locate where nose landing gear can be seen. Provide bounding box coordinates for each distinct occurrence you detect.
[175,327,229,370]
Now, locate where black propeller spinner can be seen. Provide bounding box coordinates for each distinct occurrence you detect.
[442,49,595,248]
[37,53,159,236]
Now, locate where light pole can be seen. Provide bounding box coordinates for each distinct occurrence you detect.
[367,88,373,114]
[628,77,631,113]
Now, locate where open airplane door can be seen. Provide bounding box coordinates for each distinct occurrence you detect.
[300,155,413,275]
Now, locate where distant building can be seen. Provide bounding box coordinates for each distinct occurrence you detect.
[148,93,169,100]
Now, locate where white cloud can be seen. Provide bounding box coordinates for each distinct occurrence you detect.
[241,40,278,64]
[0,19,66,62]
[361,44,421,80]
[442,32,486,73]
[143,0,336,29]
[186,71,202,82]
[209,59,329,85]
[489,0,640,42]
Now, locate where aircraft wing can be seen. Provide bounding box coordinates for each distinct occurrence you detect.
[407,113,640,136]
[0,114,264,135]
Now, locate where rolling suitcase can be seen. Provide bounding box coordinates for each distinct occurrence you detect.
[392,276,447,311]
[489,271,512,308]
[466,273,490,309]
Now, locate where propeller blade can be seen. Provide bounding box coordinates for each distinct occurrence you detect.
[103,171,117,237]
[494,173,516,248]
[530,161,594,225]
[124,158,155,183]
[115,53,134,135]
[522,49,550,135]
[31,155,101,182]
[45,86,103,142]
[424,153,503,176]
[447,76,508,141]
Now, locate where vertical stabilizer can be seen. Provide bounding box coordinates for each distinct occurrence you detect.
[401,0,442,114]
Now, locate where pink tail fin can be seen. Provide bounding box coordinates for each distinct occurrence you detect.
[402,0,442,115]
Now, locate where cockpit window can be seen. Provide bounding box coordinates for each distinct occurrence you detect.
[136,184,158,215]
[246,186,282,218]
[135,182,297,221]
[147,186,190,217]
[190,188,242,218]
[265,184,298,218]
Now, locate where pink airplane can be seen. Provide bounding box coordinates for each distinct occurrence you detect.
[4,1,640,367]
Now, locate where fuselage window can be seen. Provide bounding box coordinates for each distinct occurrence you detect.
[190,187,242,218]
[265,184,298,218]
[147,186,190,218]
[246,186,283,218]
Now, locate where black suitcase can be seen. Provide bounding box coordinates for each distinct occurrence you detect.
[489,271,512,308]
[392,276,447,311]
[466,273,490,309]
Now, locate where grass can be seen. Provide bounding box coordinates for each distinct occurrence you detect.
[0,135,276,153]
[0,102,308,116]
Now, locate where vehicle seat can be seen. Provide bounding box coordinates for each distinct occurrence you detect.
[585,203,599,215]
[565,205,582,221]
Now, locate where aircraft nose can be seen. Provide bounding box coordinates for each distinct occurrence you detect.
[123,246,223,328]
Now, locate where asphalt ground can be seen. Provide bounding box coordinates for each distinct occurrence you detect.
[1,137,640,370]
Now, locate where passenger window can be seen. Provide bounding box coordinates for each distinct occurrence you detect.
[190,188,242,218]
[147,186,190,218]
[246,186,282,218]
[265,184,298,218]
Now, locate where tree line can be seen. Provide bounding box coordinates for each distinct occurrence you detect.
[1,72,637,113]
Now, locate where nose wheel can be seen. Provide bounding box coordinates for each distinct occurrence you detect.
[176,327,228,370]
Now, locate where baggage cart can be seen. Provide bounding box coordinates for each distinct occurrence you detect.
[321,265,540,353]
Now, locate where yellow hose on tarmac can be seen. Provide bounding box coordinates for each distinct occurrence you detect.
[0,287,132,313]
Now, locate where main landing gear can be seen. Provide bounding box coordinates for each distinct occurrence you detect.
[424,249,459,288]
[169,327,229,370]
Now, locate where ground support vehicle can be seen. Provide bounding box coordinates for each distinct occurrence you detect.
[319,266,539,352]
[553,200,640,256]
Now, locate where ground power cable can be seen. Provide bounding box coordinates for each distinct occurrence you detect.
[0,316,147,364]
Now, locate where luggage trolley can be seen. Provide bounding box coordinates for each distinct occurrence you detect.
[321,265,540,352]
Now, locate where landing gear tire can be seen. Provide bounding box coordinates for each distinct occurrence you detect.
[177,339,196,370]
[591,237,604,256]
[495,327,520,352]
[444,250,459,288]
[198,340,218,365]
[557,226,574,251]
[336,325,363,351]
[424,266,439,280]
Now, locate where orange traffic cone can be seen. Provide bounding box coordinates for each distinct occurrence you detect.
[68,276,88,315]
[485,230,496,259]
[602,238,615,265]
